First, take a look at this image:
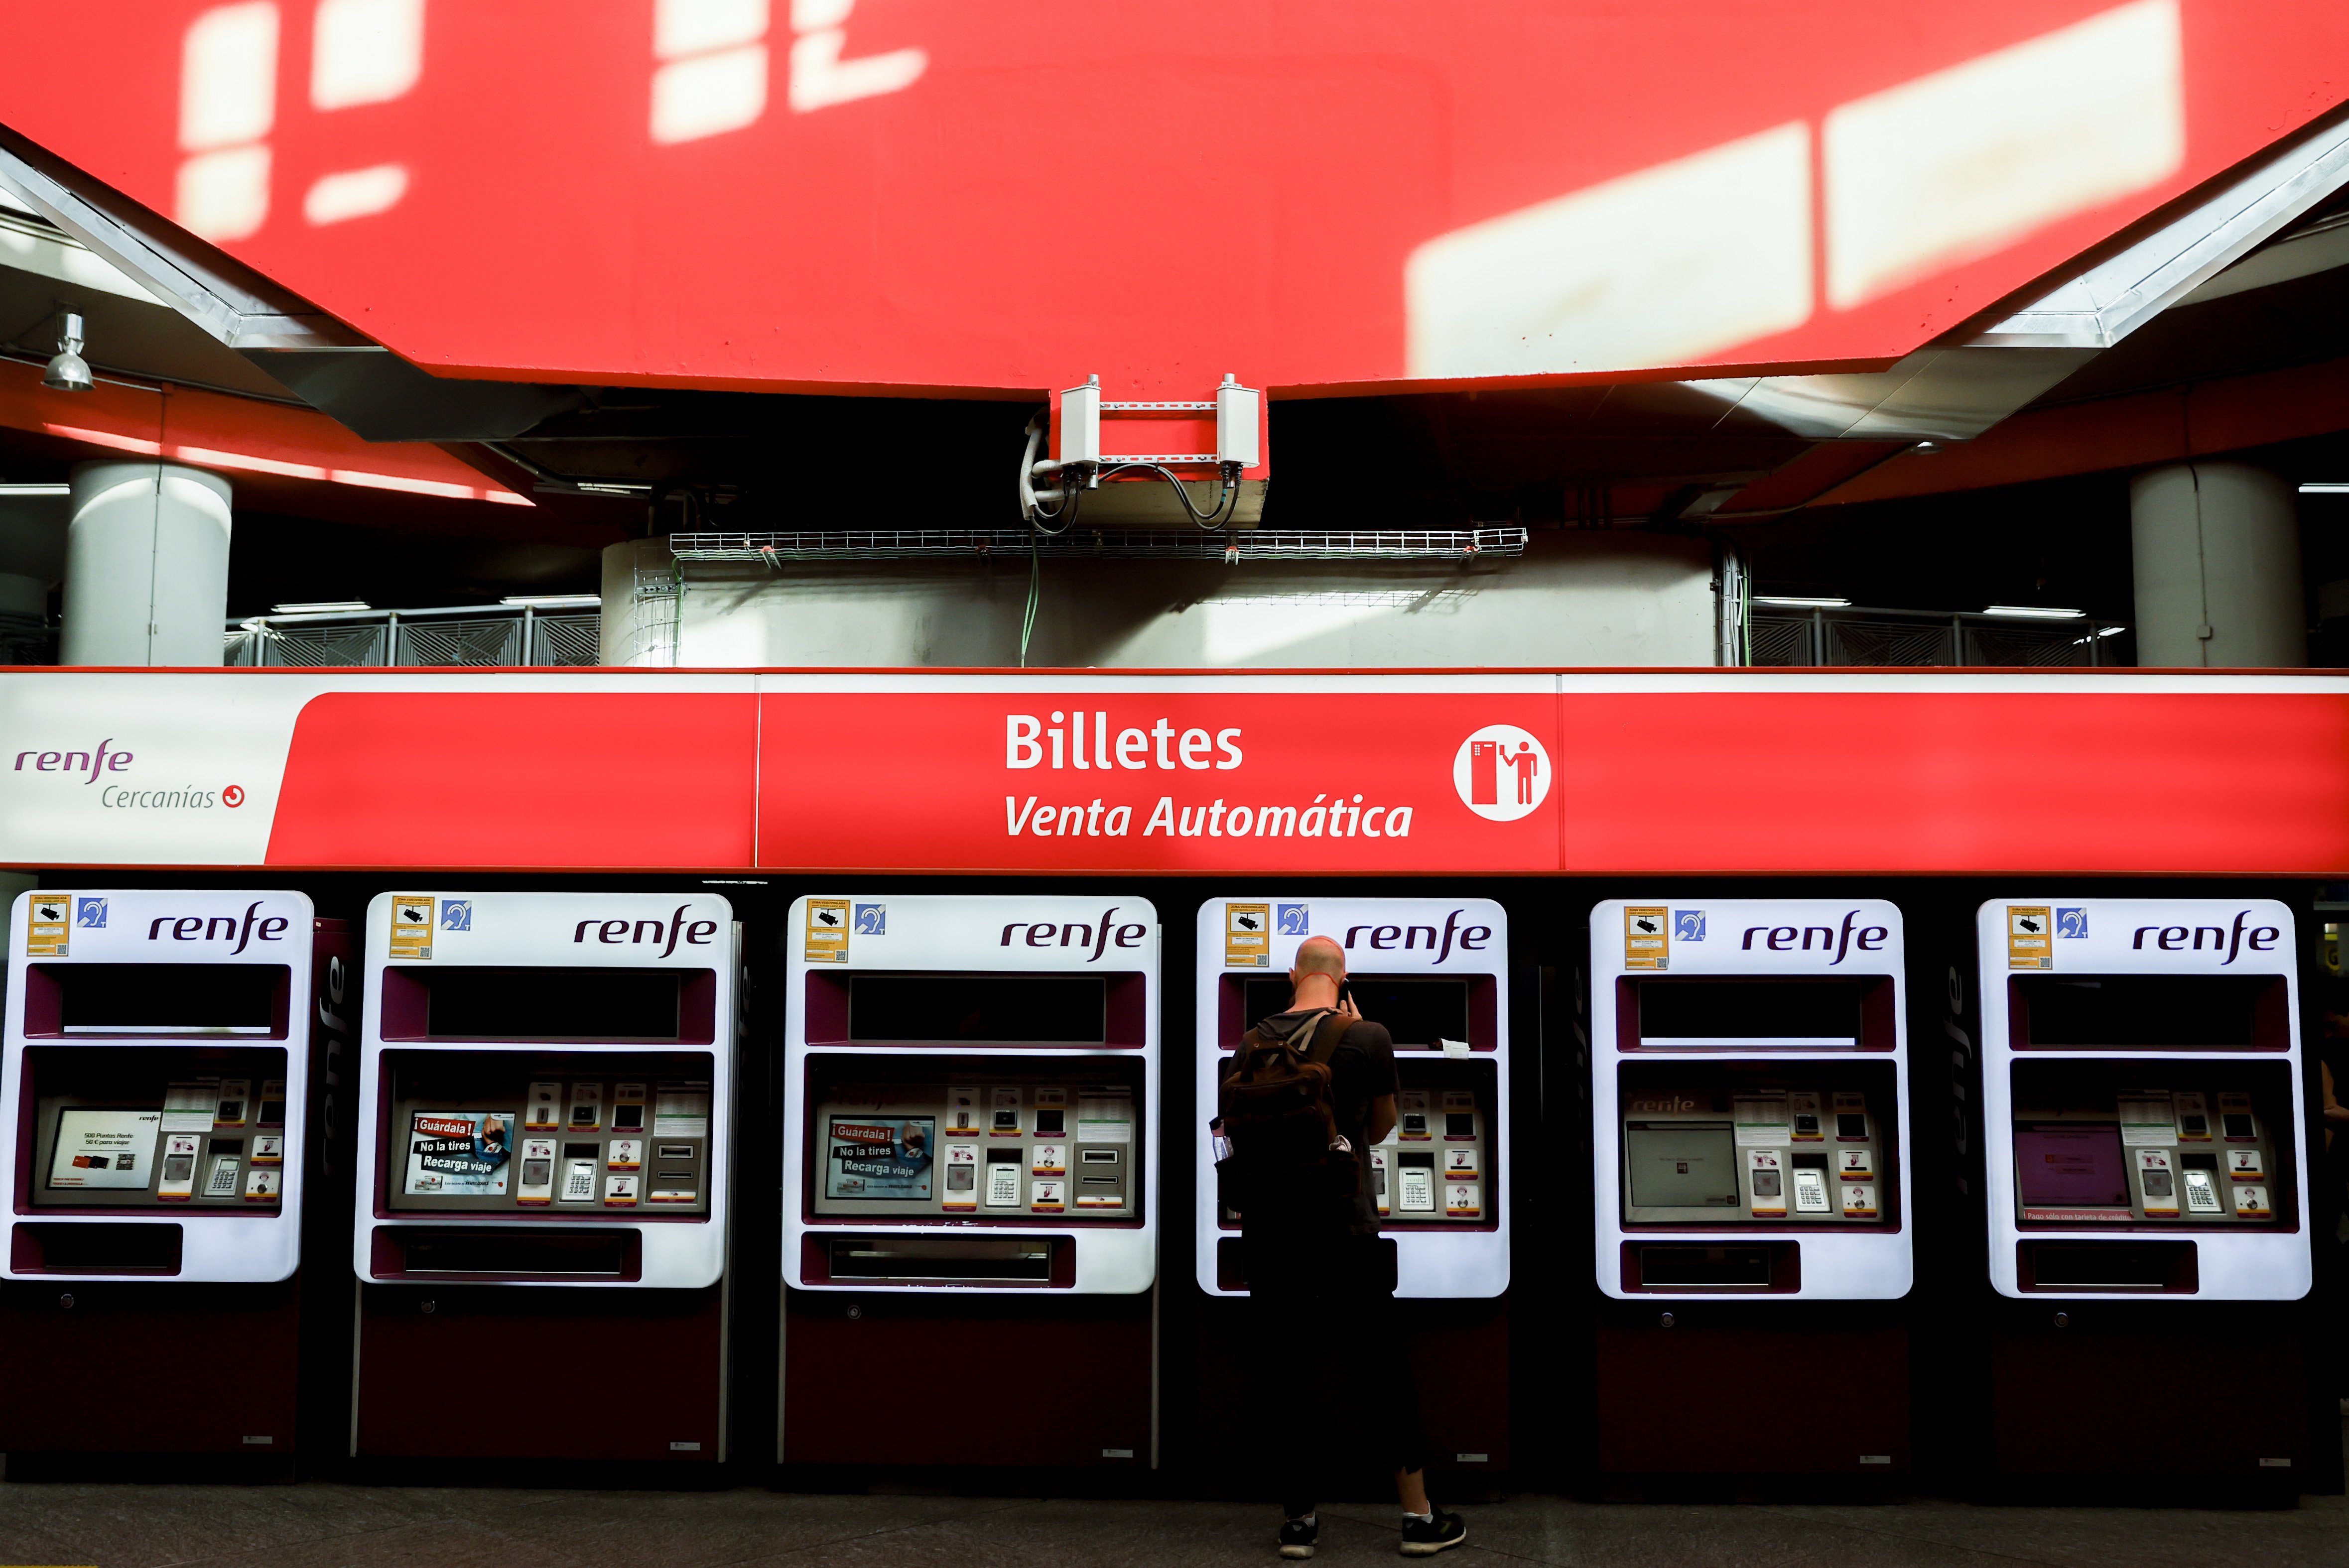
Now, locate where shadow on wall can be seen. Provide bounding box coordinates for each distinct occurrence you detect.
[600,532,1719,668]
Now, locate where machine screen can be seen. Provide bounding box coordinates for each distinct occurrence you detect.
[383,1050,715,1214]
[26,1046,290,1208]
[1634,979,1863,1043]
[2014,975,2268,1049]
[824,1115,936,1200]
[1626,1125,1739,1207]
[49,964,282,1035]
[849,976,1105,1043]
[423,967,684,1041]
[1240,976,1469,1050]
[2014,1125,2128,1207]
[808,1062,1142,1219]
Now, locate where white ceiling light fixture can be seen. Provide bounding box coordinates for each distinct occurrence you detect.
[269,600,371,613]
[0,482,70,495]
[41,310,91,392]
[2296,482,2349,493]
[499,594,601,609]
[1753,595,1852,608]
[1982,604,2085,618]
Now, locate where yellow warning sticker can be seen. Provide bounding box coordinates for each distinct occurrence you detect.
[2006,906,2053,969]
[1623,906,1669,970]
[804,898,851,964]
[388,895,434,961]
[1225,902,1272,967]
[23,892,69,957]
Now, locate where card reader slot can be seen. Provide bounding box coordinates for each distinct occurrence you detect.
[827,1235,1055,1282]
[9,1221,183,1274]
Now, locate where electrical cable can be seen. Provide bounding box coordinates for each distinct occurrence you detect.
[1092,461,1242,528]
[1020,515,1043,668]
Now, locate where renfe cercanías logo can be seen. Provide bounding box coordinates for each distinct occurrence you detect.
[1453,725,1551,821]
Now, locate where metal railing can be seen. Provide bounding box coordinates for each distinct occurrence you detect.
[223,603,600,667]
[668,527,1530,563]
[1750,606,2127,667]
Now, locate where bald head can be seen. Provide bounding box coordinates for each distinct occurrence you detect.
[1289,935,1347,1009]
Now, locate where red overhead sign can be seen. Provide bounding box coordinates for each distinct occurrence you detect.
[7,2,2346,397]
[0,670,2344,876]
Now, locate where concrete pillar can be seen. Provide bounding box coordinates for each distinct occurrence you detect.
[2128,462,2305,667]
[59,461,233,666]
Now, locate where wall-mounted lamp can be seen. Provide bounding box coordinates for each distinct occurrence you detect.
[41,310,91,392]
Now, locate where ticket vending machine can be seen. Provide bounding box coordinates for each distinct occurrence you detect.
[351,891,736,1465]
[1590,898,1912,1480]
[781,894,1158,1470]
[1194,896,1511,1478]
[1970,897,2313,1485]
[0,888,349,1468]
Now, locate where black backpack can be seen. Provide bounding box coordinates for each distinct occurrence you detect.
[1215,1009,1359,1230]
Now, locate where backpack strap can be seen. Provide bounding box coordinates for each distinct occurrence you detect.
[1304,1009,1352,1066]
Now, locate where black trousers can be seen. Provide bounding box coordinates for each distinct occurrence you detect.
[1243,1228,1427,1516]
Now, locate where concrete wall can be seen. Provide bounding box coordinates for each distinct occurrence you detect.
[603,531,1720,667]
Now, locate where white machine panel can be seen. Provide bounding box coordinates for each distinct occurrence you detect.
[3,888,317,1284]
[1591,898,1912,1302]
[1194,896,1509,1301]
[1977,898,2309,1302]
[354,891,736,1291]
[783,894,1159,1295]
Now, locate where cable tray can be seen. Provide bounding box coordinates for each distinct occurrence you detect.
[667,528,1528,563]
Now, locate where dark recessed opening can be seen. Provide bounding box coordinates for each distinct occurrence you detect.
[848,976,1104,1043]
[2016,975,2267,1048]
[423,967,682,1041]
[1243,976,1468,1048]
[1636,979,1863,1042]
[827,1235,1054,1281]
[1637,1244,1775,1288]
[48,964,282,1034]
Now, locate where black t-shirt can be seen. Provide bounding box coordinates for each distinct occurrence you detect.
[1252,1007,1399,1235]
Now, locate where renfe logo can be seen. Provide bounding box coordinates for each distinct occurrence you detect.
[2131,911,2279,965]
[1628,1095,1699,1113]
[146,900,289,955]
[571,905,720,957]
[1340,909,1490,962]
[1000,907,1147,961]
[1740,910,1888,965]
[14,738,132,782]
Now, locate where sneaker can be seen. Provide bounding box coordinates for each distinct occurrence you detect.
[1278,1516,1319,1559]
[1399,1508,1467,1557]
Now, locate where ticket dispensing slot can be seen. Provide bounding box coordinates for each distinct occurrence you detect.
[1622,975,1891,1050]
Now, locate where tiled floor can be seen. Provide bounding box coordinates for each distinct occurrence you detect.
[4,1478,2347,1568]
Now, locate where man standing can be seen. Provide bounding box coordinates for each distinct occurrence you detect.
[1224,934,1467,1559]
